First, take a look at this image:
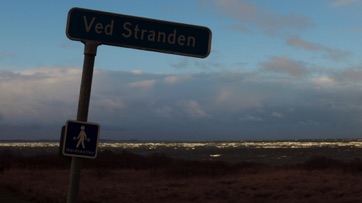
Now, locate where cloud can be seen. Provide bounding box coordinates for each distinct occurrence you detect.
[271,112,284,118]
[154,106,173,118]
[0,51,15,60]
[179,100,208,119]
[95,98,126,111]
[287,36,351,60]
[240,115,264,122]
[129,70,144,74]
[260,56,309,77]
[208,0,314,34]
[339,68,362,84]
[171,57,222,71]
[171,58,189,69]
[128,79,156,89]
[312,76,338,87]
[163,75,190,84]
[329,0,361,7]
[2,67,362,140]
[287,36,320,51]
[0,67,80,123]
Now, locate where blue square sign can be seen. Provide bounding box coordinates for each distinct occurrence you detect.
[63,120,100,158]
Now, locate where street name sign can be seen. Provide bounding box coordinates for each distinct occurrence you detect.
[63,120,100,158]
[66,7,212,58]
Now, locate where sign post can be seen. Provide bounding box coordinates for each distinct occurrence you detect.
[66,41,99,203]
[64,7,211,203]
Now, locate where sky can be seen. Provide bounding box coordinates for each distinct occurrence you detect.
[1,0,362,141]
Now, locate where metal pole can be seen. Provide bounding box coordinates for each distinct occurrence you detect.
[67,41,99,203]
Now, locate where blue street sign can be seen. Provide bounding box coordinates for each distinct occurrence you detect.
[66,7,212,58]
[63,120,100,158]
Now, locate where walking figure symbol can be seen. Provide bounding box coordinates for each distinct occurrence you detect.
[75,126,89,149]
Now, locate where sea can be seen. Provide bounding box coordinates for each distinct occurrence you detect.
[1,139,362,165]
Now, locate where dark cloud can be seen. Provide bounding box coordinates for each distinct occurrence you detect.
[90,70,362,140]
[1,67,362,140]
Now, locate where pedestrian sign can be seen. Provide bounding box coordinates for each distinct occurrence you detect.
[62,120,100,158]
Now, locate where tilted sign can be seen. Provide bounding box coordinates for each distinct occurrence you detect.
[63,120,100,158]
[66,7,212,58]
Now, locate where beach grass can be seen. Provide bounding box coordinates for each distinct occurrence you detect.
[1,149,362,202]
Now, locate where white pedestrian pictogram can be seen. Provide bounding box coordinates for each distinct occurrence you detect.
[64,120,99,158]
[76,126,87,149]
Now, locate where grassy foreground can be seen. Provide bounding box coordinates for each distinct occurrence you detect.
[1,149,362,202]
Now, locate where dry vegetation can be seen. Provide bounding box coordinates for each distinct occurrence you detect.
[1,149,362,202]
